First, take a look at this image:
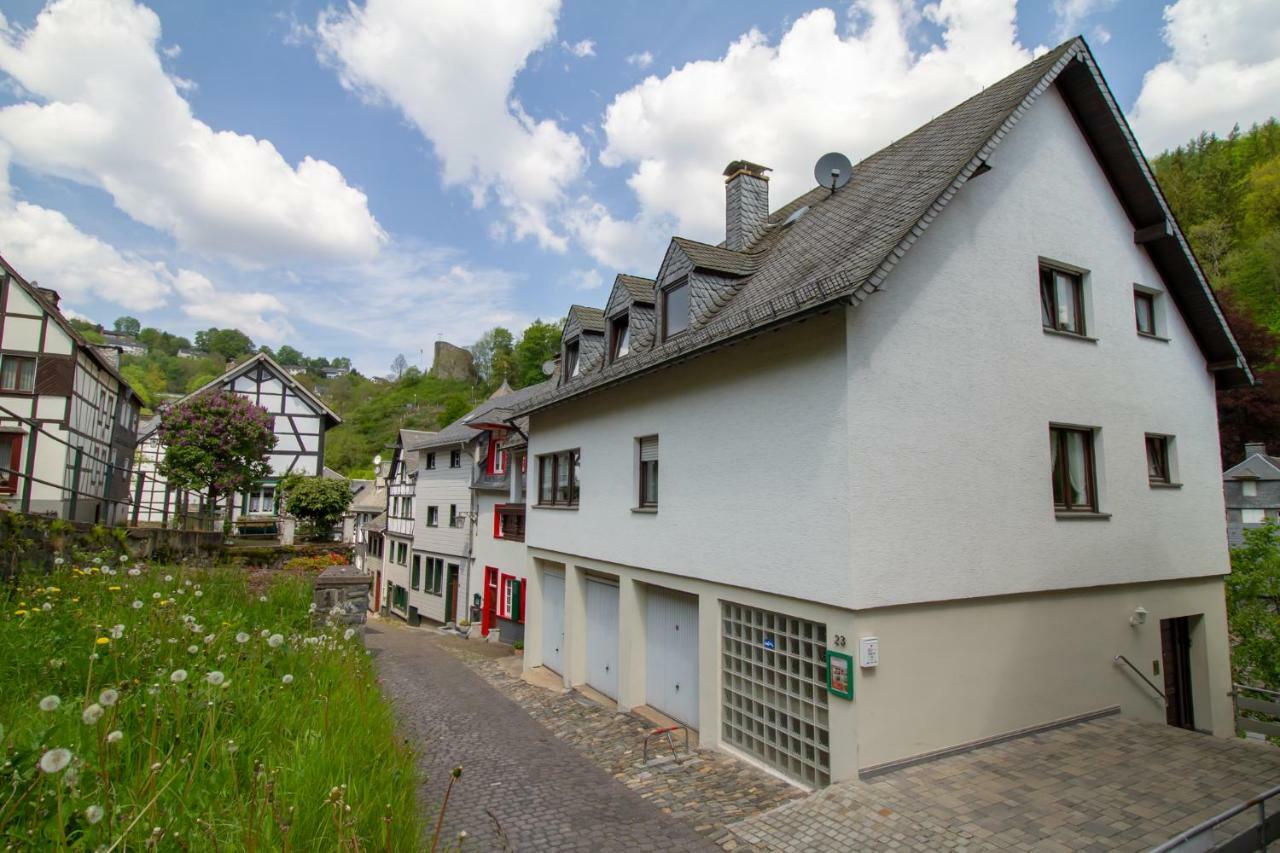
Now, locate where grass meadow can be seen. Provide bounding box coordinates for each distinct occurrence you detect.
[0,555,422,850]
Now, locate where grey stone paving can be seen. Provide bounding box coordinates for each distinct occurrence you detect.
[364,620,717,852]
[440,634,801,847]
[726,715,1280,852]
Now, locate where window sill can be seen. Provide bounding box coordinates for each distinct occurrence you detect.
[533,504,579,511]
[1042,327,1098,343]
[1137,331,1171,343]
[1055,511,1111,521]
[631,506,658,514]
[1149,481,1183,489]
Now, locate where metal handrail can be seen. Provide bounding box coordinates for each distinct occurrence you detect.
[1236,683,1280,699]
[1149,781,1280,852]
[1114,655,1167,703]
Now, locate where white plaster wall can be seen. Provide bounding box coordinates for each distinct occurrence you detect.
[412,455,470,557]
[845,85,1229,609]
[472,490,528,615]
[527,313,851,606]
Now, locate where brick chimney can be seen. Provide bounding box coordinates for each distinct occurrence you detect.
[92,345,121,370]
[723,160,770,251]
[1244,442,1268,459]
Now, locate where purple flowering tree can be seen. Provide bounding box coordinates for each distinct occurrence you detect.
[158,391,276,526]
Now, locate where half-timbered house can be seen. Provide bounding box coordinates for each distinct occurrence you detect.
[131,353,340,525]
[0,256,142,524]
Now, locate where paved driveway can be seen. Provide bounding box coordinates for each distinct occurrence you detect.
[726,715,1280,852]
[364,620,716,852]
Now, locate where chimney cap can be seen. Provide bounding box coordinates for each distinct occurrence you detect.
[723,160,771,181]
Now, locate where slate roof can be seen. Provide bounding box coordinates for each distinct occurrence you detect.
[512,37,1250,418]
[1224,453,1280,481]
[567,305,606,335]
[617,275,657,305]
[406,381,550,450]
[671,237,763,277]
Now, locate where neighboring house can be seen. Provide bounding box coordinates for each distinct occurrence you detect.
[130,352,341,526]
[381,428,435,621]
[132,417,202,525]
[465,382,546,642]
[99,331,147,356]
[284,365,308,377]
[175,348,199,360]
[342,476,375,542]
[508,38,1249,789]
[0,256,143,524]
[1223,442,1280,546]
[351,461,389,609]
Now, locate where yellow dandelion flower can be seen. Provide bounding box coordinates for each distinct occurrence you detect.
[108,586,121,592]
[18,601,26,607]
[14,609,28,617]
[95,637,110,646]
[71,598,80,603]
[47,587,61,594]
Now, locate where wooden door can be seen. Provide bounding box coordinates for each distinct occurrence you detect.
[1161,616,1195,730]
[445,565,459,623]
[482,566,499,637]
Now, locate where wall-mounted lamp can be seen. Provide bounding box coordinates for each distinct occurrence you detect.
[1130,606,1148,627]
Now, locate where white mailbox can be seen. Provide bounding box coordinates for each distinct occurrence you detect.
[858,636,879,668]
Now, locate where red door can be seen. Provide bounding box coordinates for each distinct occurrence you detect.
[482,567,500,637]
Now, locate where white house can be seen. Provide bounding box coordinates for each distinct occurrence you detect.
[131,352,341,526]
[508,38,1248,789]
[0,256,142,524]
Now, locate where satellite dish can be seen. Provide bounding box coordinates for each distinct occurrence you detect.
[541,359,556,377]
[372,454,382,468]
[814,152,853,192]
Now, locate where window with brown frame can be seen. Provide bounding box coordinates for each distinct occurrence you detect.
[0,432,22,494]
[1050,426,1098,512]
[496,504,526,541]
[564,339,581,378]
[610,314,630,361]
[537,449,579,507]
[663,278,690,340]
[1039,264,1086,336]
[0,356,36,392]
[638,435,658,508]
[1146,434,1171,484]
[1134,290,1157,336]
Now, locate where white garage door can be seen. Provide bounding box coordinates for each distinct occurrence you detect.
[585,578,619,700]
[541,570,565,675]
[645,588,699,728]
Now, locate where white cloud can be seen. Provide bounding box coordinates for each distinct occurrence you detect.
[0,0,385,267]
[1051,0,1115,41]
[588,0,1036,253]
[1129,0,1280,153]
[562,38,595,58]
[316,0,585,252]
[298,242,526,367]
[626,50,654,68]
[567,267,603,290]
[171,270,292,343]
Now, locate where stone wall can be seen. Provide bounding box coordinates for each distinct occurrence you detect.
[429,341,479,383]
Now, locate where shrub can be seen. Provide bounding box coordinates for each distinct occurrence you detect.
[282,552,350,572]
[0,559,421,848]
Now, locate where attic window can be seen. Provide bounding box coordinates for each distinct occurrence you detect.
[565,339,581,378]
[663,278,690,340]
[611,314,630,361]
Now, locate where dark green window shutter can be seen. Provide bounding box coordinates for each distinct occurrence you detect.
[510,579,523,621]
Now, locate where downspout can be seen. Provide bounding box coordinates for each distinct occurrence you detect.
[463,439,476,628]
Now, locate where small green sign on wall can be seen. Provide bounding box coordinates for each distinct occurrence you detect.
[826,650,854,699]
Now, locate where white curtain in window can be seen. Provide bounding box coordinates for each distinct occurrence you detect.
[1066,430,1088,505]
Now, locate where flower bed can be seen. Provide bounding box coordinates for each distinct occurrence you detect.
[0,556,421,849]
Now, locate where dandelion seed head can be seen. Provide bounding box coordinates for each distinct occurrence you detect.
[110,624,125,639]
[268,634,284,649]
[106,730,123,744]
[38,695,61,712]
[170,669,188,684]
[39,748,72,773]
[99,688,119,706]
[281,674,293,685]
[235,632,249,644]
[85,804,103,824]
[205,671,225,686]
[132,600,143,609]
[152,592,161,600]
[343,628,356,641]
[41,603,52,612]
[82,704,104,725]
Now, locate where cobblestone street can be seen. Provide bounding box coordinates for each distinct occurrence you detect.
[364,619,717,852]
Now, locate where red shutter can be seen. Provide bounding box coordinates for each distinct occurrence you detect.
[518,578,527,624]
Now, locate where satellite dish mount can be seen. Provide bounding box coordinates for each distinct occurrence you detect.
[814,152,853,195]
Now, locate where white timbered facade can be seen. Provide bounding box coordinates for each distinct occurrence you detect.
[131,353,340,524]
[0,256,142,524]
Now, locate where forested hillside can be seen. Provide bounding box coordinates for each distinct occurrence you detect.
[1152,119,1280,464]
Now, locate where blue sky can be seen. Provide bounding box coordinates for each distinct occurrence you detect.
[0,0,1276,376]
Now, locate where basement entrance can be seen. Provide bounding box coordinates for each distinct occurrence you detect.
[1161,615,1196,730]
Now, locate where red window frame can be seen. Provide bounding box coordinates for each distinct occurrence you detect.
[498,573,526,624]
[0,432,23,494]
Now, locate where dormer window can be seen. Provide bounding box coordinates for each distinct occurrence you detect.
[663,278,690,340]
[610,314,630,361]
[565,339,581,378]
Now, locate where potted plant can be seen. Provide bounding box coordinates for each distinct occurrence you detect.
[513,640,524,657]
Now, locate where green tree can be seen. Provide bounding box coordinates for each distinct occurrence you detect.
[113,316,141,336]
[470,327,515,386]
[194,328,255,361]
[158,391,276,527]
[185,372,220,393]
[1227,523,1280,689]
[390,354,408,379]
[69,319,106,344]
[511,319,562,388]
[279,473,354,537]
[275,345,304,366]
